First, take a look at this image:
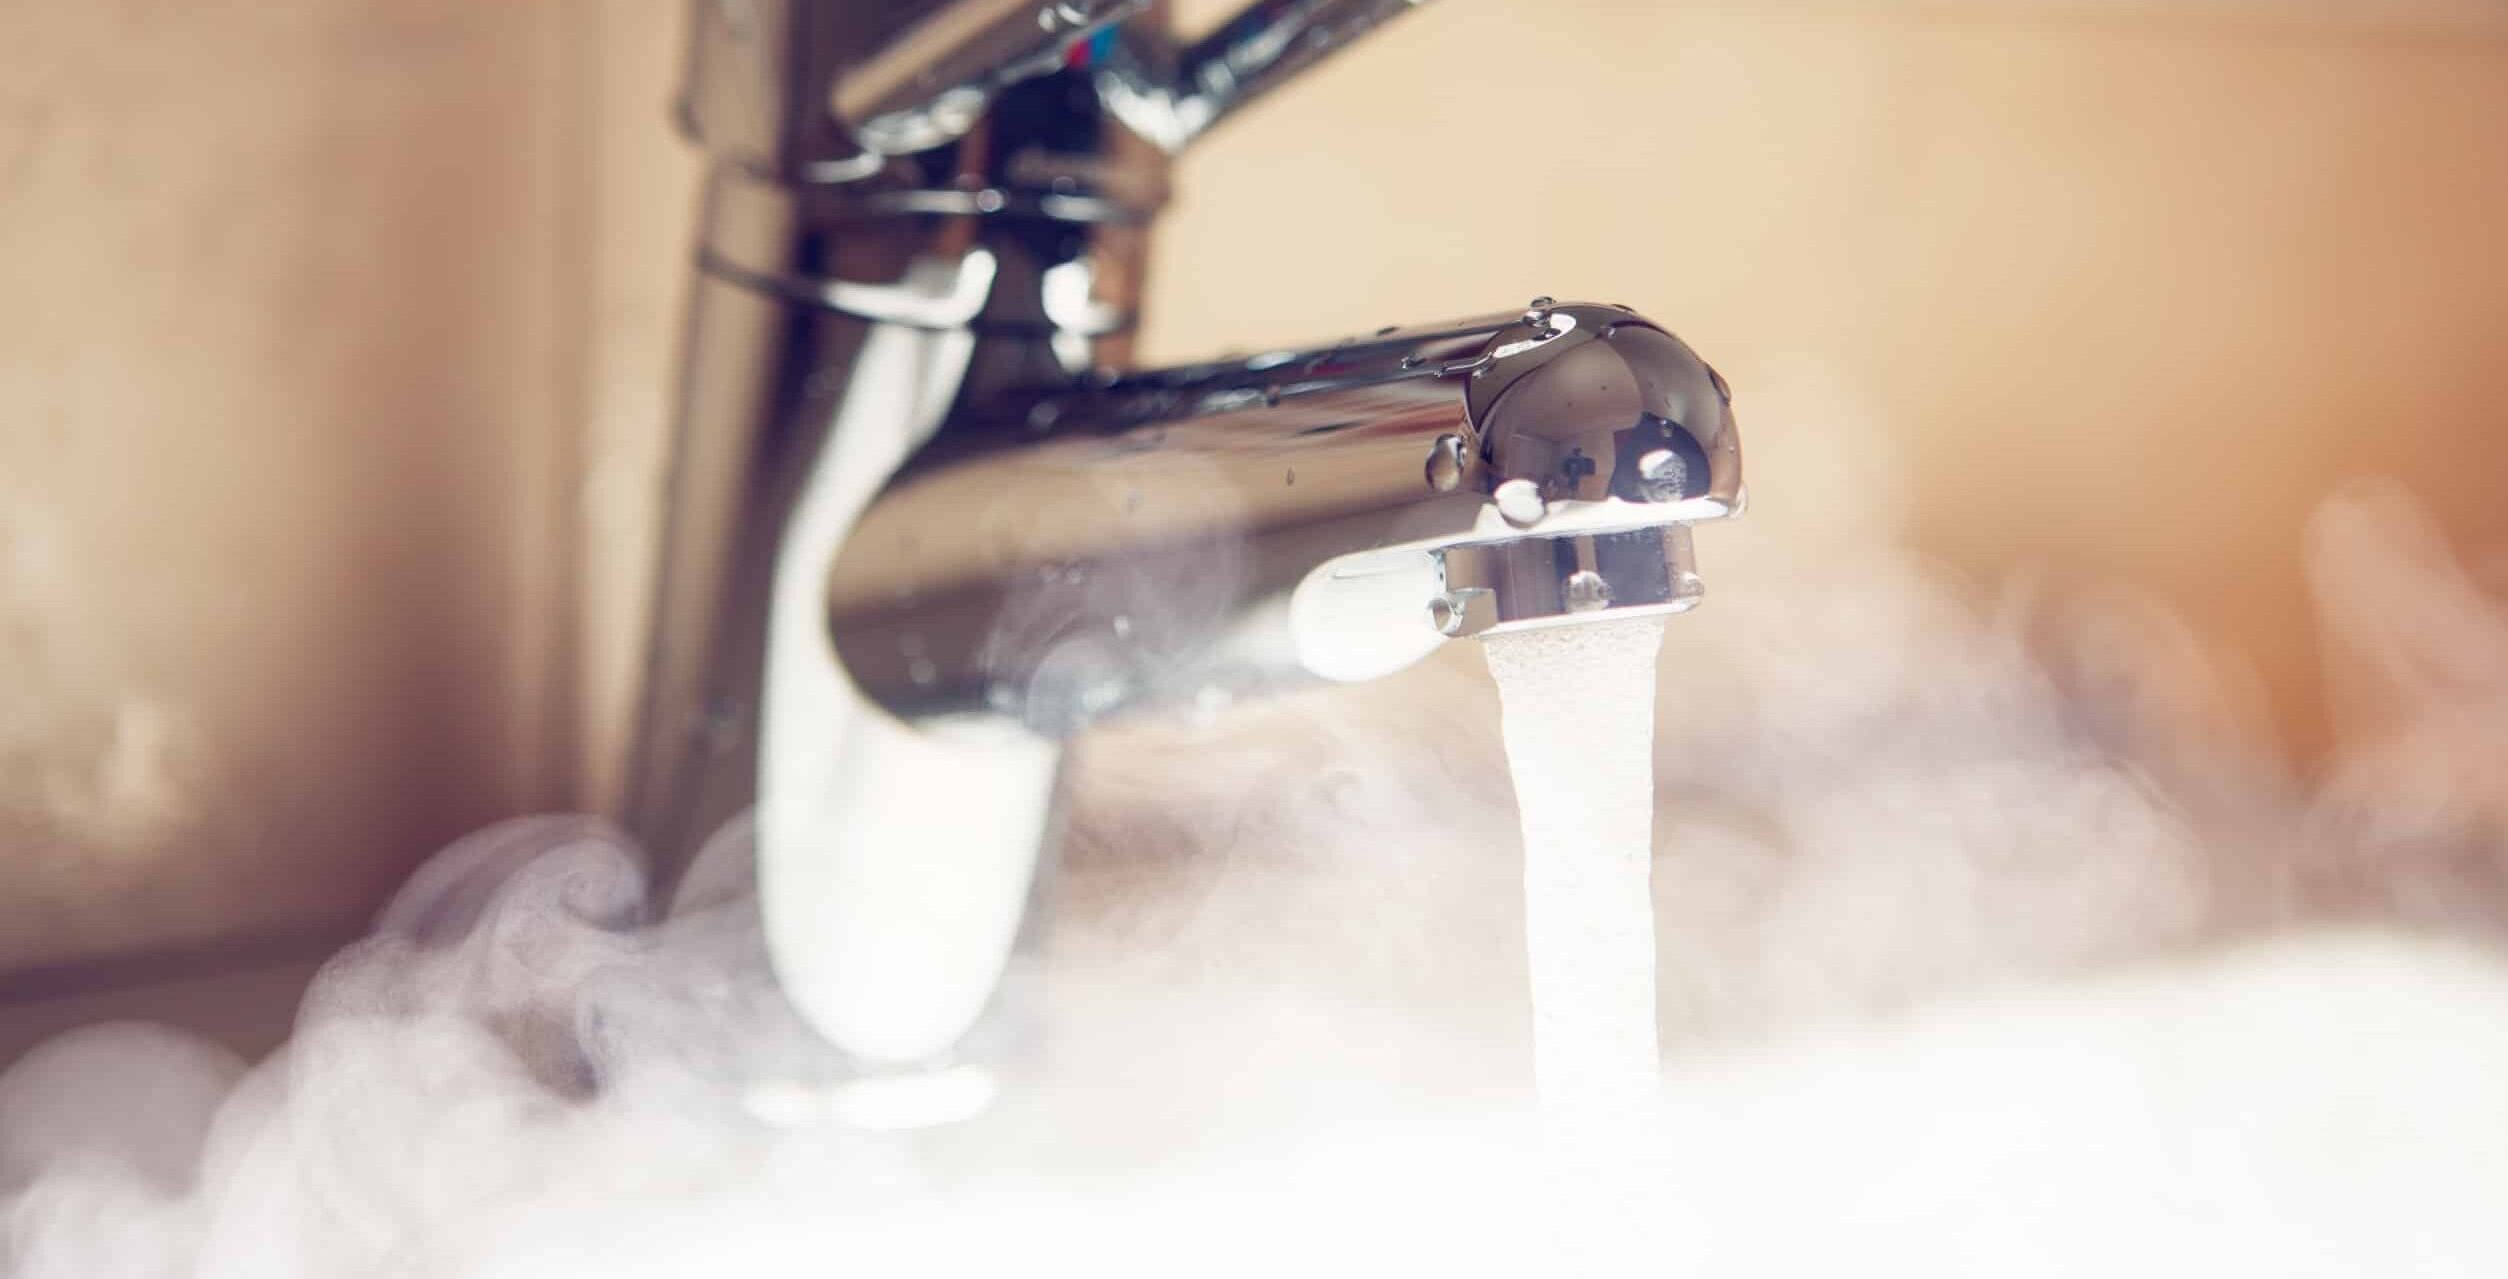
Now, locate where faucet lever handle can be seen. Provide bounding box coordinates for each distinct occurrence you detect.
[837,0,1150,155]
[680,0,1430,177]
[1097,0,1435,151]
[681,0,1146,178]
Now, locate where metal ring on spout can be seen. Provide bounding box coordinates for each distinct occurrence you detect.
[693,247,1011,330]
[695,246,1142,338]
[1436,525,1704,638]
[819,187,1162,225]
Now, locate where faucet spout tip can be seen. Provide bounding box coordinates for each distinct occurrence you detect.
[1438,524,1705,639]
[1427,303,1739,637]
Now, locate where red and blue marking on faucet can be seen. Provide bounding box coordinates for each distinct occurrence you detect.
[1067,26,1120,68]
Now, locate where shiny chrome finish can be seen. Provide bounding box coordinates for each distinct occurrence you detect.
[623,51,1166,872]
[1097,0,1433,150]
[826,304,1737,734]
[833,0,1146,156]
[677,0,1421,174]
[679,0,1145,179]
[628,0,1741,1086]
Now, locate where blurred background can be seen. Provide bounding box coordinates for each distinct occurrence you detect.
[4,0,2506,1062]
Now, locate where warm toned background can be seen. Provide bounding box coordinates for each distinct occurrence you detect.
[4,0,2506,1056]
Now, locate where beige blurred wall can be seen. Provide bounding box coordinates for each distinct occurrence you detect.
[0,3,592,1002]
[5,1,2508,1026]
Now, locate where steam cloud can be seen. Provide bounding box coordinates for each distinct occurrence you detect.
[8,448,2508,1273]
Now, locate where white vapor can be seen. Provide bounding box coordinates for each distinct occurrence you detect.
[9,463,2508,1274]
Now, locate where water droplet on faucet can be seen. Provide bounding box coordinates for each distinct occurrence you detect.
[1562,570,1613,613]
[1494,478,1546,527]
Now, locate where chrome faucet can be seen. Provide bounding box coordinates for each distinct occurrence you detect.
[625,0,1742,1083]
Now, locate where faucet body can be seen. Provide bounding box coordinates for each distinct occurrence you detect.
[626,0,1741,1074]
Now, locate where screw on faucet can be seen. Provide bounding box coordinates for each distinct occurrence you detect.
[1561,570,1613,614]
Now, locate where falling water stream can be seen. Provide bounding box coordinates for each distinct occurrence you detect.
[1483,616,1671,1259]
[1484,616,1667,1110]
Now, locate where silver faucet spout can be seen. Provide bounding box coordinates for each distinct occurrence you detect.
[626,0,1740,1087]
[827,302,1739,736]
